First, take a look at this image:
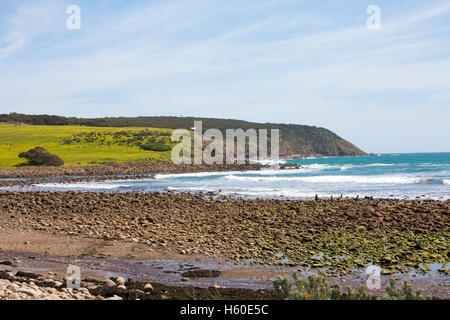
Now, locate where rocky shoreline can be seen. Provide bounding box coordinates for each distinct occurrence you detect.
[1,191,448,277]
[0,163,264,189]
[0,163,262,179]
[0,164,448,300]
[1,247,448,300]
[0,269,115,300]
[0,267,274,300]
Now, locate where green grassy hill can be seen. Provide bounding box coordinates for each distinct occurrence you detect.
[0,124,173,168]
[0,113,367,158]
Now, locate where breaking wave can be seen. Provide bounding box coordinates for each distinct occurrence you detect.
[225,175,444,184]
[35,182,129,190]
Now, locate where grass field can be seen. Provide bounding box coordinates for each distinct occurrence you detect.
[0,124,175,168]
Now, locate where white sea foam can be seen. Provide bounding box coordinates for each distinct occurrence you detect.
[154,168,307,179]
[365,163,394,167]
[224,174,425,184]
[166,186,217,192]
[300,164,340,170]
[253,159,287,166]
[299,163,395,171]
[154,171,242,179]
[419,163,450,167]
[35,182,128,189]
[220,190,333,198]
[220,189,448,200]
[153,162,402,180]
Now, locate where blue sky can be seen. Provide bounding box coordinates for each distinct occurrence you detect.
[0,0,449,153]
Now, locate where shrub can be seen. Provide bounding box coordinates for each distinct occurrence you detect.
[140,142,172,152]
[19,147,64,166]
[273,272,428,300]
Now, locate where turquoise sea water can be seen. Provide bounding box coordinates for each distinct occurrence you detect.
[26,152,450,200]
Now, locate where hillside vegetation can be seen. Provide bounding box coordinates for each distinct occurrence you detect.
[0,124,173,168]
[0,113,366,158]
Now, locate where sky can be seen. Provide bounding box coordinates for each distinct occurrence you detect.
[0,0,449,154]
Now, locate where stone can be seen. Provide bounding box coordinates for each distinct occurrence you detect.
[110,276,126,286]
[18,287,39,297]
[46,287,58,294]
[105,279,116,287]
[78,287,90,294]
[7,283,19,292]
[141,283,153,292]
[44,294,62,300]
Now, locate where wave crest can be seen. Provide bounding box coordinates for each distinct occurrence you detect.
[225,175,442,184]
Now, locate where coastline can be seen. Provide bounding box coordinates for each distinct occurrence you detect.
[1,190,448,299]
[0,150,377,179]
[0,163,265,189]
[0,163,263,179]
[0,159,448,300]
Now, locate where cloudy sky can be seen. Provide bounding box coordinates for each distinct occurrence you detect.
[0,0,449,153]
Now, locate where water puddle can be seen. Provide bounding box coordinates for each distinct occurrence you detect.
[0,251,296,290]
[1,250,448,297]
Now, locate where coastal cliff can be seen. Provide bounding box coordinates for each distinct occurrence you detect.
[0,113,366,158]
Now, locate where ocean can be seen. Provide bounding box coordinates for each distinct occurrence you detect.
[29,152,450,200]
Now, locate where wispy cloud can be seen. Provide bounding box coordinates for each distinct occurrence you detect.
[0,0,449,152]
[0,1,65,58]
[0,37,25,59]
